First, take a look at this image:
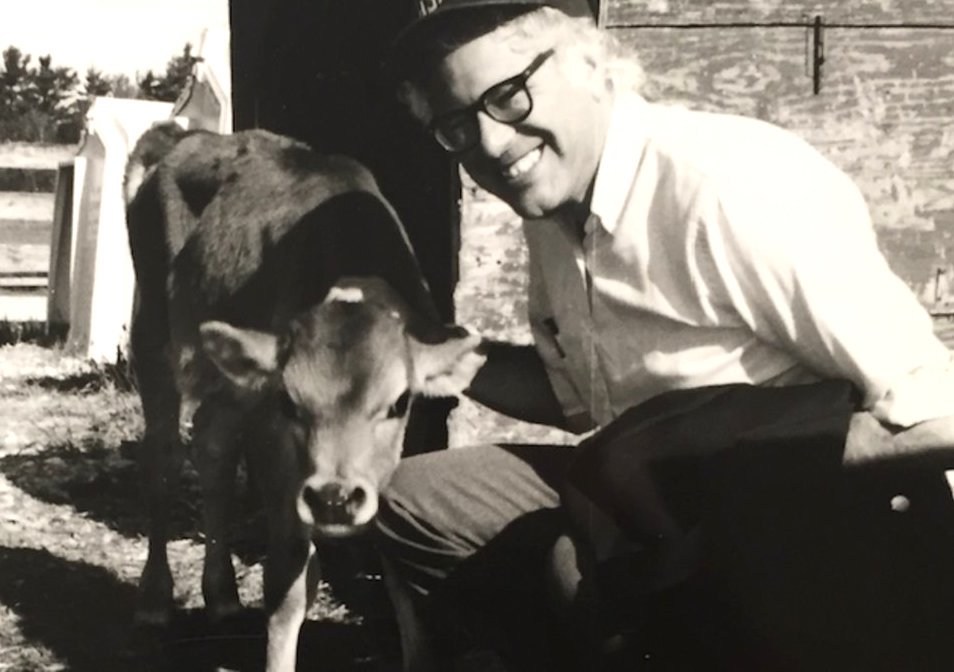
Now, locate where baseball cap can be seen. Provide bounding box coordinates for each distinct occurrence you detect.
[414,0,593,18]
[385,0,595,84]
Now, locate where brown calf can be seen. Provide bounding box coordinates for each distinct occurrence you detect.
[123,123,483,671]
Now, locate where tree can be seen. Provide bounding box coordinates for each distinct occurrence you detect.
[0,42,196,144]
[0,47,81,142]
[138,43,196,103]
[33,57,78,110]
[107,73,138,99]
[84,67,112,97]
[59,67,114,143]
[0,47,90,143]
[0,46,32,122]
[23,55,80,142]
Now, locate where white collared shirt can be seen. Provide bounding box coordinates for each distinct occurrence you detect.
[525,94,954,431]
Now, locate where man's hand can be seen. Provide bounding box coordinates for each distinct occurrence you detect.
[465,340,569,429]
[844,411,954,466]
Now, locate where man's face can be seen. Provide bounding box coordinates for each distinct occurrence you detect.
[419,29,607,219]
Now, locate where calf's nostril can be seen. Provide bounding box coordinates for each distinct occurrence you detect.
[303,483,344,512]
[303,481,375,529]
[302,486,319,513]
[348,485,367,510]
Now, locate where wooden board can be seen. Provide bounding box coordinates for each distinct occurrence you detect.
[0,192,56,222]
[0,220,53,246]
[607,0,954,27]
[0,244,49,276]
[0,144,75,170]
[613,25,954,291]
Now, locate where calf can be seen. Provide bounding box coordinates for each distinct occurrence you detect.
[123,123,484,671]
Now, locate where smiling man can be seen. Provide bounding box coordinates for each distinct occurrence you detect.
[377,1,954,670]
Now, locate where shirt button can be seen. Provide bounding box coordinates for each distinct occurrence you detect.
[890,495,910,512]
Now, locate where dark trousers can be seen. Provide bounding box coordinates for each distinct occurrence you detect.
[375,381,954,671]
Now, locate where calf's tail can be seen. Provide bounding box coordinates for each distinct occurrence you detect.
[123,122,190,206]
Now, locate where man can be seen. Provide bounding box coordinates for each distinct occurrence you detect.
[377,1,954,670]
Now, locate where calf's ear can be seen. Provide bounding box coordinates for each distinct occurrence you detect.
[409,330,486,397]
[199,321,280,391]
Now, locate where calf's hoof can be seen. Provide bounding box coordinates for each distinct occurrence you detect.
[135,588,175,628]
[136,560,175,627]
[205,595,244,623]
[203,569,243,623]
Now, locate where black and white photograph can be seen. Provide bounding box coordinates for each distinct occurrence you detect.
[1,0,954,670]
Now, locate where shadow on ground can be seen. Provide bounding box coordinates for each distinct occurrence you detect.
[0,441,272,564]
[0,443,202,542]
[0,545,400,671]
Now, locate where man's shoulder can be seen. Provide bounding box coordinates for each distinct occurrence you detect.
[640,99,853,222]
[642,101,829,178]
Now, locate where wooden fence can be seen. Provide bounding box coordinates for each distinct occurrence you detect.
[0,144,75,320]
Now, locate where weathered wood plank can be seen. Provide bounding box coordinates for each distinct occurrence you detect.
[0,244,49,275]
[0,220,53,246]
[612,25,954,293]
[0,192,56,222]
[0,276,48,289]
[0,144,76,170]
[607,0,954,27]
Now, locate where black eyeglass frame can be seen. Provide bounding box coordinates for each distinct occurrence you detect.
[428,48,556,154]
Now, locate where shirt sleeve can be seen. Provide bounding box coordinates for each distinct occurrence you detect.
[696,159,954,428]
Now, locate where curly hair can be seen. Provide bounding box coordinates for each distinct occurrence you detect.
[393,7,645,122]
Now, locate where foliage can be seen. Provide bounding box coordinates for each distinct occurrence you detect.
[137,43,197,103]
[0,43,195,144]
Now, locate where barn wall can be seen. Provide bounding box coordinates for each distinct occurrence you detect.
[605,0,954,26]
[616,23,954,297]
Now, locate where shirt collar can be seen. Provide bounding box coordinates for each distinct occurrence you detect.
[589,93,651,235]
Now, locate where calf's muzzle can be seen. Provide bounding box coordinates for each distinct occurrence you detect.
[300,477,379,537]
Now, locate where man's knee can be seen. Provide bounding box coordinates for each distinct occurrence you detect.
[375,451,485,597]
[377,451,471,545]
[380,444,567,541]
[377,446,570,597]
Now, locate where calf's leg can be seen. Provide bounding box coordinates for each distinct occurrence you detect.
[135,381,184,625]
[263,525,317,672]
[131,314,185,626]
[192,397,244,620]
[246,420,321,672]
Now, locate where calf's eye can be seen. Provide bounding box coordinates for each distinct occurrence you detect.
[386,390,411,419]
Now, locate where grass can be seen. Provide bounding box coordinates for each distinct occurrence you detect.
[0,340,392,671]
[0,321,66,348]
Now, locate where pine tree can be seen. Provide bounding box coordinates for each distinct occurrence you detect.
[138,43,197,103]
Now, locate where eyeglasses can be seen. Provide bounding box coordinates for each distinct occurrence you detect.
[429,48,555,154]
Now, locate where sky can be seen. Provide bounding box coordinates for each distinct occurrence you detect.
[0,0,229,79]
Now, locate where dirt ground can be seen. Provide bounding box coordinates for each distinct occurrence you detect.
[0,342,399,672]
